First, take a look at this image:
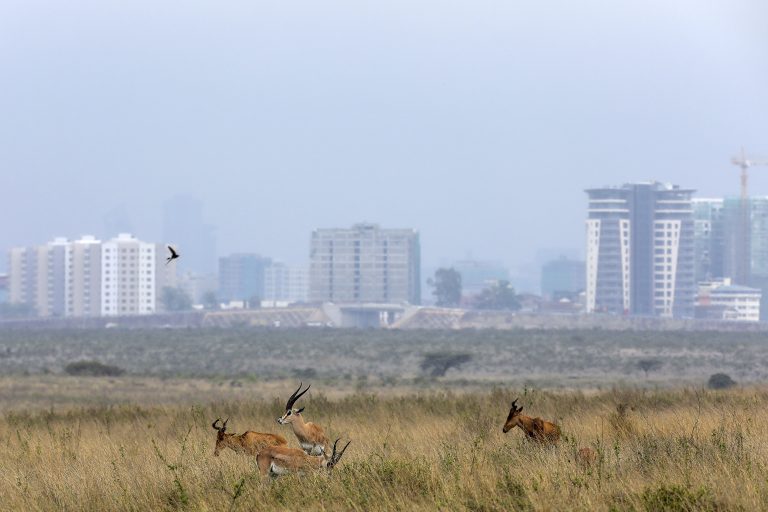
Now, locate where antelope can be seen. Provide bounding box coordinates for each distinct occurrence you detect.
[502,398,561,443]
[212,418,288,456]
[257,438,351,477]
[276,382,331,457]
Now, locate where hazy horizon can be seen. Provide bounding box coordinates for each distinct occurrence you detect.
[2,0,767,274]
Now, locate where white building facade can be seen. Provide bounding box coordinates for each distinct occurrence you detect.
[586,182,695,318]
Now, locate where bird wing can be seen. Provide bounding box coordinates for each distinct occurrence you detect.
[167,245,178,257]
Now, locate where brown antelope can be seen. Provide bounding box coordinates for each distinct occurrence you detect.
[276,382,331,457]
[502,398,561,443]
[212,418,288,456]
[575,447,597,468]
[257,438,351,477]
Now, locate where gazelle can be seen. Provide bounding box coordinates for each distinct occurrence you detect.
[502,398,561,443]
[212,418,288,456]
[257,438,351,477]
[276,382,331,457]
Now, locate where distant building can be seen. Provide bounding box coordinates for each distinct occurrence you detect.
[101,234,164,316]
[264,263,309,303]
[0,273,8,303]
[693,196,768,320]
[451,260,509,297]
[585,182,695,318]
[8,234,175,318]
[696,278,761,322]
[692,198,725,282]
[8,237,68,317]
[218,253,272,303]
[162,196,217,275]
[310,224,420,304]
[66,235,102,317]
[540,257,585,299]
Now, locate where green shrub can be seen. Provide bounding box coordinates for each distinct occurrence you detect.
[641,484,717,512]
[64,360,125,377]
[708,373,736,390]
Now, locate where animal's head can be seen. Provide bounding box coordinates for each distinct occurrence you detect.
[212,417,232,456]
[325,438,351,470]
[503,398,524,433]
[277,382,310,425]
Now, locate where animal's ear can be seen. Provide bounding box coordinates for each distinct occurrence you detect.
[296,407,305,414]
[518,407,523,413]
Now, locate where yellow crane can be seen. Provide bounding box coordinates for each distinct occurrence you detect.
[731,148,768,284]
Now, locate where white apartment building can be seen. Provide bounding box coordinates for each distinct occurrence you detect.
[9,234,176,318]
[8,237,68,317]
[66,235,102,317]
[101,234,158,316]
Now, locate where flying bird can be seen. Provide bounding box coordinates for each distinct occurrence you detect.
[166,245,180,265]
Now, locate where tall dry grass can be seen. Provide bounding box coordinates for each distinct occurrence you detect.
[1,387,766,511]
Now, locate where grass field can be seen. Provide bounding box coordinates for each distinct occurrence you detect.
[1,383,766,511]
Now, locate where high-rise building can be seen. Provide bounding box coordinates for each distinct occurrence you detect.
[309,224,420,304]
[218,253,272,303]
[8,237,68,317]
[162,195,217,275]
[66,235,102,317]
[692,198,725,282]
[264,263,309,303]
[101,234,160,316]
[585,182,695,318]
[9,234,175,318]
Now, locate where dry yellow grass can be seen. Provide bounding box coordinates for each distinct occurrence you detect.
[1,384,766,511]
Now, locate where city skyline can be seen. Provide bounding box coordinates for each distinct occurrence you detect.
[1,1,766,275]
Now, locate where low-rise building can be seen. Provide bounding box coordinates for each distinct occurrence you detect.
[696,278,762,322]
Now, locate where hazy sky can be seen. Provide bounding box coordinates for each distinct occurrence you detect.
[2,0,767,273]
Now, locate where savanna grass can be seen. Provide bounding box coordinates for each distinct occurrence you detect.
[0,387,766,511]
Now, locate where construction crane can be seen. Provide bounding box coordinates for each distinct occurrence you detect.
[732,147,768,200]
[731,148,768,285]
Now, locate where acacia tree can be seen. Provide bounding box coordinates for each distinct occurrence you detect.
[473,280,521,310]
[637,359,662,378]
[427,268,462,307]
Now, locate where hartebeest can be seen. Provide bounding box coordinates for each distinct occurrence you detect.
[212,418,288,456]
[276,382,332,457]
[502,399,561,443]
[257,438,351,477]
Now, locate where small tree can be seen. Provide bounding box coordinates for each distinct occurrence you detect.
[473,280,521,310]
[160,286,193,312]
[708,373,736,389]
[420,352,472,377]
[637,359,662,378]
[427,268,462,307]
[202,291,219,310]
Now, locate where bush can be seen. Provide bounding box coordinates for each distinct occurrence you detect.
[64,360,125,377]
[708,373,736,390]
[641,484,718,512]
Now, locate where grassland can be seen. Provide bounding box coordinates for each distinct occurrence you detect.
[1,385,767,511]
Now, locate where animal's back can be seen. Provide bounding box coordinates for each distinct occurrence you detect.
[242,431,288,454]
